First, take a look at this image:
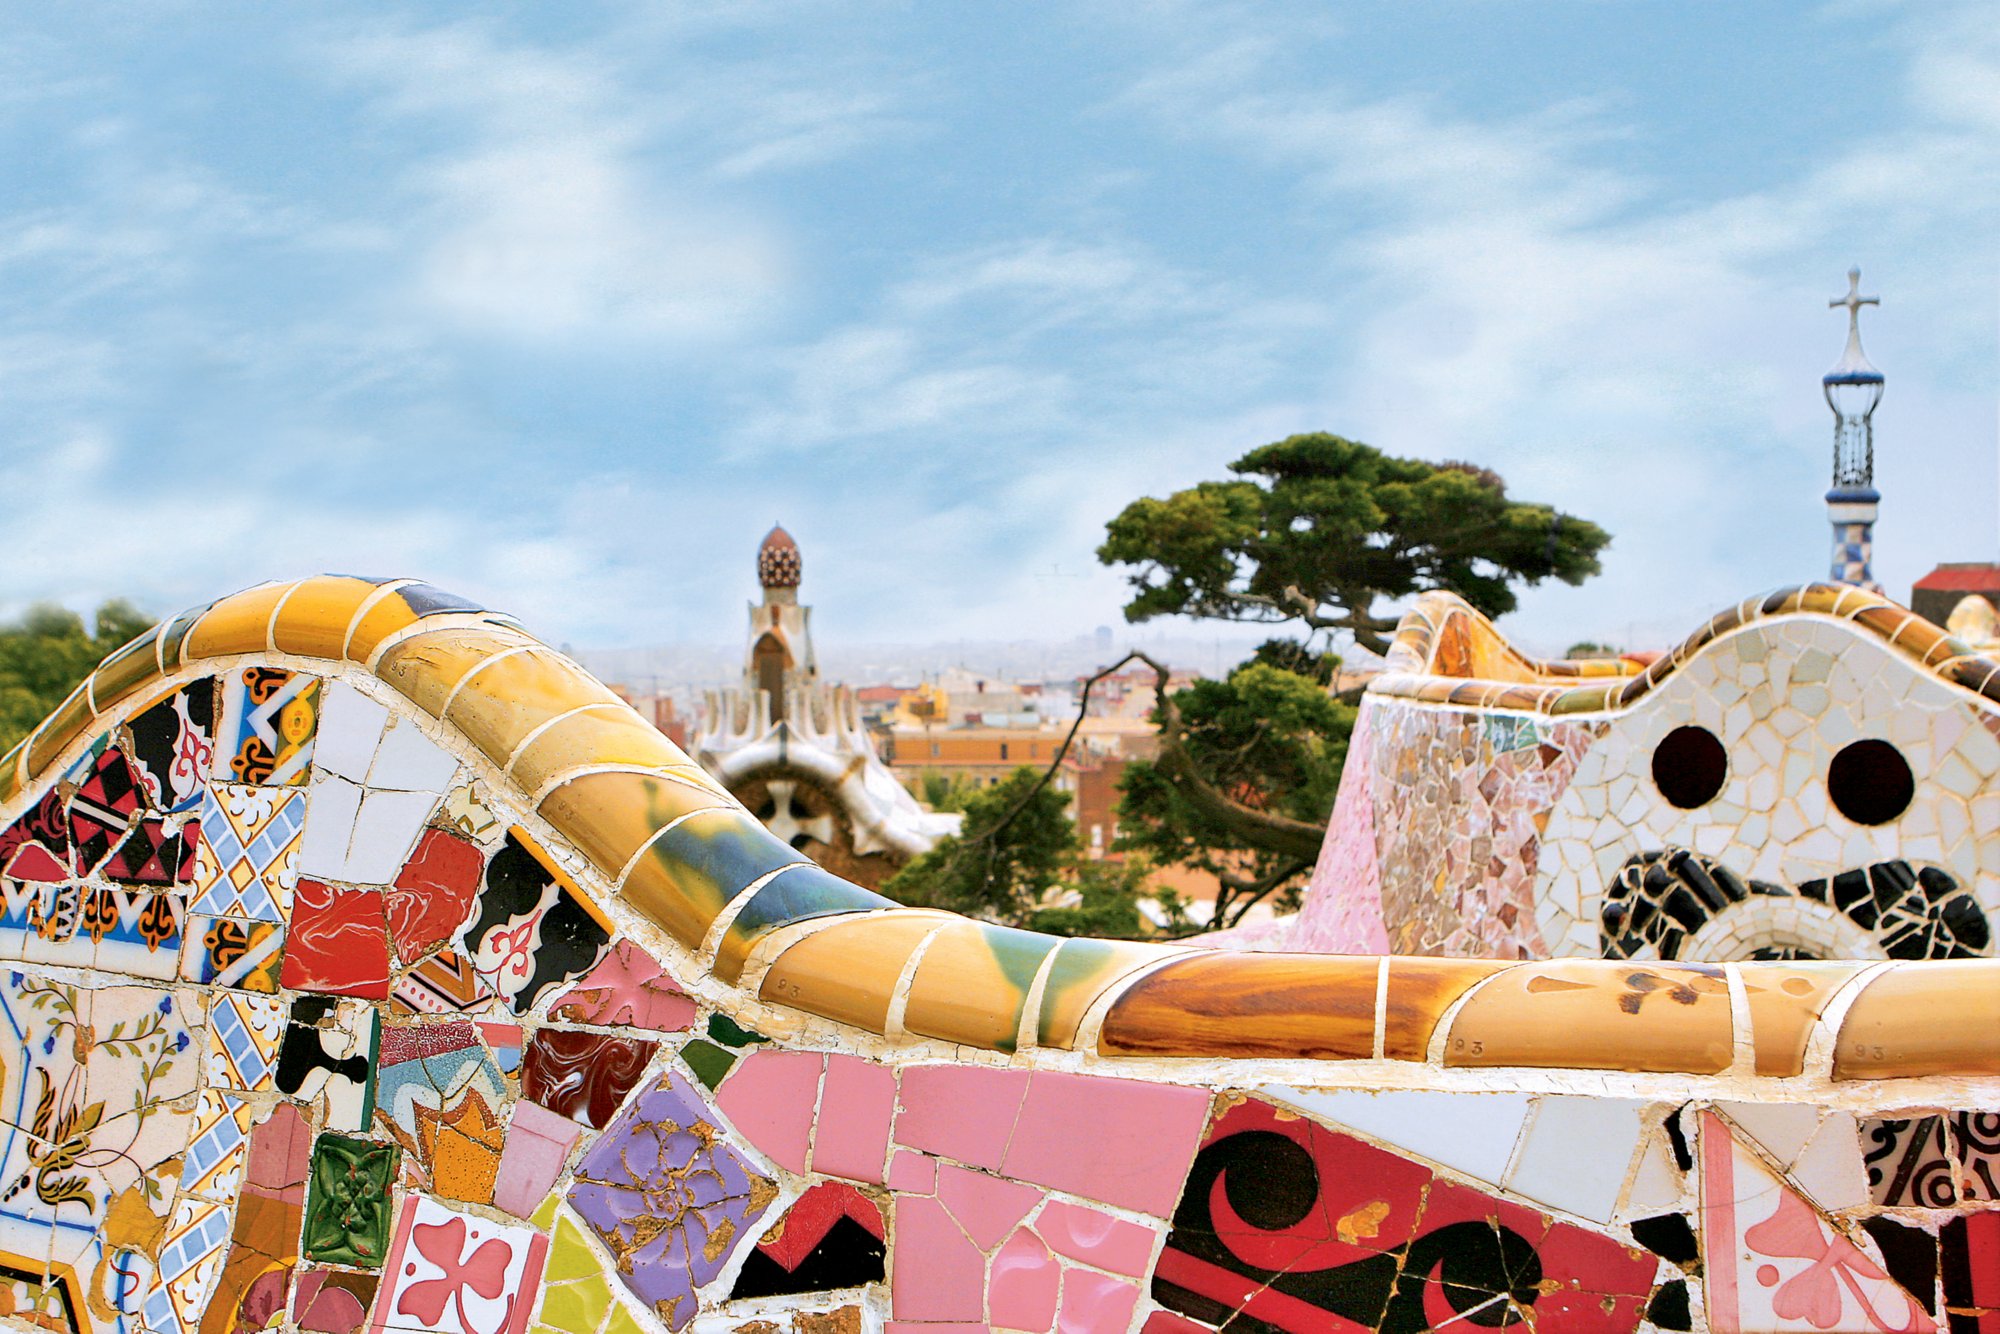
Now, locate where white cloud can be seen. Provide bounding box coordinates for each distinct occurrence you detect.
[0,423,689,646]
[416,142,785,342]
[735,234,1333,462]
[321,20,792,345]
[712,85,919,179]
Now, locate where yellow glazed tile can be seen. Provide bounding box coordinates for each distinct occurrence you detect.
[900,920,1061,1053]
[1381,957,1512,1061]
[710,863,890,985]
[1097,954,1379,1060]
[86,625,165,716]
[538,1215,614,1334]
[1739,961,1864,1078]
[24,682,95,781]
[615,806,800,949]
[600,1304,644,1334]
[0,740,23,806]
[538,771,733,909]
[509,706,711,797]
[444,648,626,772]
[374,625,542,719]
[182,582,293,661]
[1834,960,2000,1080]
[1034,937,1182,1051]
[1443,960,1734,1074]
[156,599,214,671]
[758,910,957,1034]
[343,585,424,663]
[345,582,511,664]
[269,575,384,660]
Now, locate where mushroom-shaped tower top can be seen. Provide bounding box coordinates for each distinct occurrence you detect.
[758,524,802,589]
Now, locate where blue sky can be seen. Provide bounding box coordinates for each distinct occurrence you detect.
[2,2,1994,656]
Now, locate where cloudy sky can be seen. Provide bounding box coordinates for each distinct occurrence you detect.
[1,2,1994,656]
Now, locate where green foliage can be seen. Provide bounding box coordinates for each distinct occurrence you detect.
[885,767,1077,922]
[1028,857,1147,939]
[915,770,980,814]
[1115,641,1354,929]
[0,601,156,754]
[1097,433,1610,652]
[1564,641,1619,660]
[885,766,1149,937]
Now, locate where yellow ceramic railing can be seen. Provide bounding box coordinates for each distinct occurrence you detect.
[1375,582,1998,717]
[6,575,1999,1090]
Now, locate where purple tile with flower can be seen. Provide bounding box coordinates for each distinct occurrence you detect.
[564,1070,774,1329]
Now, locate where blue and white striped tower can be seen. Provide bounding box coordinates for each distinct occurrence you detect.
[1824,268,1884,590]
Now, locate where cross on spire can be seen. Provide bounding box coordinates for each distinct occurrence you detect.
[1830,266,1878,356]
[1824,266,1883,388]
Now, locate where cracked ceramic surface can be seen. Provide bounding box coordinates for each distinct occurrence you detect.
[3,575,2000,1334]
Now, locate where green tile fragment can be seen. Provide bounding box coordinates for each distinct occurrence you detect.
[680,1039,737,1090]
[302,1133,398,1269]
[706,1013,768,1048]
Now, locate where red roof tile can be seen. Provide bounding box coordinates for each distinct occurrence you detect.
[1915,563,2000,593]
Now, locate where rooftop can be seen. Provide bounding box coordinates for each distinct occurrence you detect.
[1915,562,2000,593]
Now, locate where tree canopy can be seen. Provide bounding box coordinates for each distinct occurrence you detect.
[1097,433,1611,654]
[1115,641,1352,929]
[882,767,1146,937]
[0,601,156,754]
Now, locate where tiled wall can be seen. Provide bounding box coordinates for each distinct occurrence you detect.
[6,576,2000,1334]
[1303,586,2000,965]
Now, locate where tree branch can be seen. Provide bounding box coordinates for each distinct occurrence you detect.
[949,649,1331,922]
[1212,857,1312,930]
[1131,653,1330,864]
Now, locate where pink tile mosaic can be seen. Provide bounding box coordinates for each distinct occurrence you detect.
[716,1048,821,1175]
[1701,1111,1929,1334]
[938,1164,1040,1250]
[810,1053,896,1183]
[548,938,695,1031]
[891,1194,987,1323]
[1000,1071,1213,1214]
[895,1065,1031,1170]
[491,1100,581,1219]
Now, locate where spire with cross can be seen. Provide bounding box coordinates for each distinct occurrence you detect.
[1822,267,1885,590]
[1826,267,1883,392]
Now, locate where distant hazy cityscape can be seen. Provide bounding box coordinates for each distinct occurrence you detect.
[574,626,1308,701]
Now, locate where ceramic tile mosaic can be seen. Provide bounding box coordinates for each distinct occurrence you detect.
[1702,1111,1930,1334]
[5,575,2000,1334]
[461,832,611,1015]
[730,1182,884,1298]
[214,666,320,786]
[567,1070,775,1329]
[1287,586,2000,966]
[190,782,304,921]
[124,679,216,815]
[372,1194,548,1334]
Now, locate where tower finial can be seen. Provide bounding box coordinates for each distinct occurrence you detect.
[1822,268,1884,591]
[757,524,802,592]
[1827,266,1881,383]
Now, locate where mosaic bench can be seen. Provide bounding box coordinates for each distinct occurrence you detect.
[1286,583,2000,965]
[1,575,1998,1334]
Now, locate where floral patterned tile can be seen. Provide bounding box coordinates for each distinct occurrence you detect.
[372,1194,548,1334]
[566,1070,774,1330]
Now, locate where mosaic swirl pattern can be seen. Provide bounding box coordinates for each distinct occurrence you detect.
[3,575,2000,1333]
